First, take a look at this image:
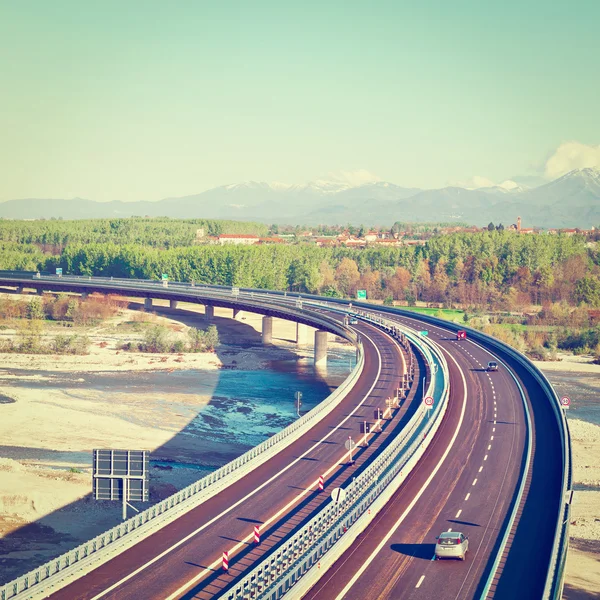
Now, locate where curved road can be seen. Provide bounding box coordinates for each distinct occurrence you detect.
[0,276,563,600]
[304,314,529,600]
[46,316,419,600]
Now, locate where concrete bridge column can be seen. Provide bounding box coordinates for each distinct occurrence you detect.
[16,285,24,294]
[233,308,244,320]
[170,299,178,309]
[296,322,308,346]
[314,330,328,364]
[81,291,89,299]
[205,305,214,322]
[144,298,153,310]
[37,288,44,296]
[262,316,273,344]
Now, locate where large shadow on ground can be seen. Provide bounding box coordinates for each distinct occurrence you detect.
[0,299,347,583]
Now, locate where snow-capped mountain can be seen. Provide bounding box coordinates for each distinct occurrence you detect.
[0,168,598,227]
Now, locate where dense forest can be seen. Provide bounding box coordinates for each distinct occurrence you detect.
[0,218,268,249]
[1,221,598,310]
[1,218,600,360]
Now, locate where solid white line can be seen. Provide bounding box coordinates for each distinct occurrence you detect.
[472,479,478,486]
[92,327,390,600]
[416,575,425,588]
[465,493,471,501]
[333,344,468,600]
[455,509,462,519]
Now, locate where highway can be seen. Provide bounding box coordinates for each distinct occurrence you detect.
[304,314,529,600]
[45,315,421,600]
[0,275,567,600]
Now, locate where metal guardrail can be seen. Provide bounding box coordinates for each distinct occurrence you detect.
[0,282,366,600]
[222,318,449,600]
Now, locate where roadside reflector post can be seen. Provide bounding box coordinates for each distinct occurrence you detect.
[318,475,324,491]
[254,525,260,545]
[223,551,229,571]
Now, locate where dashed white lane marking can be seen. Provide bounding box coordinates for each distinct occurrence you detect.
[416,575,425,589]
[465,493,471,501]
[484,454,488,461]
[479,466,483,473]
[472,478,478,486]
[488,444,492,450]
[491,435,494,440]
[494,420,497,425]
[456,509,462,518]
[447,528,452,532]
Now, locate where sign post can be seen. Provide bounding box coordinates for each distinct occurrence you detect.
[345,436,356,464]
[295,391,303,417]
[161,273,169,288]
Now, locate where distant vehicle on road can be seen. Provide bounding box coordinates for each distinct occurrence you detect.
[349,317,358,325]
[487,361,499,372]
[435,531,469,560]
[456,330,467,340]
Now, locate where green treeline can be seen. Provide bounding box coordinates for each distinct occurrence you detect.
[0,217,268,249]
[1,229,598,308]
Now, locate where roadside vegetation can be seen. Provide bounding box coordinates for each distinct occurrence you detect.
[1,218,599,361]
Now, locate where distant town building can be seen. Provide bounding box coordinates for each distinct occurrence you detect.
[217,234,260,245]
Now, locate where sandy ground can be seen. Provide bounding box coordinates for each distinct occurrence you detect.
[0,297,352,582]
[534,355,600,599]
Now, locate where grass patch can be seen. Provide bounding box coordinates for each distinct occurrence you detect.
[398,306,465,322]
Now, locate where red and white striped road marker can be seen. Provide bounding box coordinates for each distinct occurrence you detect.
[222,551,229,571]
[318,475,324,491]
[254,525,260,545]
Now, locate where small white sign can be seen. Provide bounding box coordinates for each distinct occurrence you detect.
[330,487,346,504]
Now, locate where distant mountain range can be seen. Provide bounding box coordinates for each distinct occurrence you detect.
[1,168,599,228]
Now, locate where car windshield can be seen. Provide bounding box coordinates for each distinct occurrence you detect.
[489,362,497,367]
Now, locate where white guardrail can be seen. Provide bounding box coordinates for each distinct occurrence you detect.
[221,314,450,600]
[0,298,364,600]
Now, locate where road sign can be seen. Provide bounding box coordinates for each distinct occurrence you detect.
[419,330,429,337]
[56,268,63,277]
[560,396,571,409]
[344,438,356,451]
[318,474,324,491]
[424,396,434,408]
[93,449,149,519]
[254,525,260,544]
[222,551,229,571]
[361,421,372,434]
[374,408,383,420]
[356,290,367,300]
[161,273,168,280]
[331,487,347,504]
[457,330,467,340]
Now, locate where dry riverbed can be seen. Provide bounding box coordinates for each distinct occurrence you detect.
[0,297,352,582]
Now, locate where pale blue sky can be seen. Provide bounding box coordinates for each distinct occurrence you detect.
[1,0,599,201]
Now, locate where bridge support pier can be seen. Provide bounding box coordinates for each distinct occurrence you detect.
[205,305,214,322]
[170,299,178,310]
[233,309,244,320]
[16,285,24,294]
[144,298,153,310]
[296,323,308,346]
[262,316,273,344]
[314,330,328,364]
[81,291,89,299]
[37,288,44,296]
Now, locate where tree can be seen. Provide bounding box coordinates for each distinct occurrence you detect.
[335,258,360,297]
[487,222,495,231]
[574,276,600,307]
